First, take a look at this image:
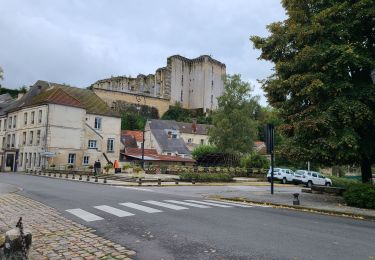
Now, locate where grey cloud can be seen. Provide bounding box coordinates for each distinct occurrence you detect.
[0,0,285,105]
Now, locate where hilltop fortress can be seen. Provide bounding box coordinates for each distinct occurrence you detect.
[91,55,226,116]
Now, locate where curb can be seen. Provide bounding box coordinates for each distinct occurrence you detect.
[213,196,375,222]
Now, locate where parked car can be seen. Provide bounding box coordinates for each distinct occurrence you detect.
[302,171,332,187]
[292,170,305,184]
[267,168,294,184]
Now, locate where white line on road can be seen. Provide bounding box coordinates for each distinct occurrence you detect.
[66,208,104,222]
[117,187,155,192]
[164,200,211,208]
[143,200,188,210]
[203,200,253,208]
[119,202,163,213]
[184,200,233,208]
[94,205,135,217]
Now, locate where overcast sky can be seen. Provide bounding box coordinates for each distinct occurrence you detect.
[0,0,285,105]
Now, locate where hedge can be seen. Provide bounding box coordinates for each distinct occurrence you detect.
[179,172,233,182]
[343,184,375,209]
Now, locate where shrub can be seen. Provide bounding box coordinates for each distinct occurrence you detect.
[241,152,270,170]
[179,172,233,182]
[343,184,375,209]
[50,164,56,168]
[104,163,113,173]
[67,164,74,169]
[133,166,143,173]
[122,164,131,170]
[330,176,359,189]
[192,145,219,160]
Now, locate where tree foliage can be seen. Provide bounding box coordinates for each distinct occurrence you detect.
[241,152,270,169]
[251,0,375,182]
[191,144,219,160]
[121,112,146,130]
[209,74,259,154]
[162,102,212,124]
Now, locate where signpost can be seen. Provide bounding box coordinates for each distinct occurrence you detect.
[265,124,275,194]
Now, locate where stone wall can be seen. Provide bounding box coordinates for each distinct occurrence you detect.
[93,88,171,116]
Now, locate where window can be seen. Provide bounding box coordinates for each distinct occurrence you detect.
[4,119,6,130]
[24,113,28,125]
[33,152,36,167]
[200,139,204,145]
[31,111,35,124]
[11,134,15,148]
[2,137,5,148]
[29,131,34,145]
[22,132,26,146]
[36,130,41,145]
[88,140,97,149]
[180,90,183,102]
[312,172,318,177]
[83,156,89,165]
[68,153,76,164]
[38,110,42,124]
[38,153,41,167]
[94,117,102,129]
[13,115,16,128]
[28,153,32,167]
[107,138,114,152]
[7,134,10,148]
[8,117,12,129]
[0,120,2,130]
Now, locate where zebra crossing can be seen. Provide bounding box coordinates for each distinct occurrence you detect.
[65,199,266,222]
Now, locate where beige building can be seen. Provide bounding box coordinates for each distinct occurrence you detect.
[91,55,226,116]
[0,81,121,172]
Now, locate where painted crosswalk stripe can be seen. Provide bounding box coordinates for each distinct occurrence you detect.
[184,200,233,208]
[94,205,135,217]
[66,208,103,222]
[143,200,188,210]
[164,200,211,208]
[119,202,163,213]
[203,200,253,208]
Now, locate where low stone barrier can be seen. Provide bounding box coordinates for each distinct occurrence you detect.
[0,219,32,259]
[311,185,345,196]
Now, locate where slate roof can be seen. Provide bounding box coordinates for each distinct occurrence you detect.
[148,119,191,155]
[176,122,212,135]
[2,80,120,117]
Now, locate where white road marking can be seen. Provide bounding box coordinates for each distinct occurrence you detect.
[143,200,188,210]
[119,202,163,213]
[164,200,211,208]
[203,200,253,208]
[184,200,233,208]
[94,205,135,217]
[117,187,155,192]
[66,208,103,222]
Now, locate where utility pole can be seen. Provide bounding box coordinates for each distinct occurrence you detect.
[265,124,275,195]
[135,95,146,170]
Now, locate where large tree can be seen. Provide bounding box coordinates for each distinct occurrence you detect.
[251,0,375,182]
[209,74,259,154]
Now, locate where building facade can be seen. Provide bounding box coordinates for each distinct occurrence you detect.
[91,55,226,115]
[0,81,121,172]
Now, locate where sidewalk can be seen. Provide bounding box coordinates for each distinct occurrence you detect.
[216,189,375,220]
[0,193,136,259]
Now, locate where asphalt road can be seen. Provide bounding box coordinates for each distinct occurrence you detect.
[1,173,374,260]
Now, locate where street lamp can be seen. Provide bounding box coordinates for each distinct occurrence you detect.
[135,95,146,169]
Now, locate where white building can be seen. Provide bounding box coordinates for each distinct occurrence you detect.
[0,81,121,172]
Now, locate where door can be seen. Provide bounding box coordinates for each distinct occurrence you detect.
[5,154,14,172]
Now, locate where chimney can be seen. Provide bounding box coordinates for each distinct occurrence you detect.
[17,93,24,100]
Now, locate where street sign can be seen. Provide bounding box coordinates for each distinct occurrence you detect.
[41,151,56,157]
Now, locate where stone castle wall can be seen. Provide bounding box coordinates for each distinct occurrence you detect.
[91,55,226,113]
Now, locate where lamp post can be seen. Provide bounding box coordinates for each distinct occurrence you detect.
[135,95,146,169]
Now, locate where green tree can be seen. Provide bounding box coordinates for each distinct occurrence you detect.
[241,152,270,170]
[192,144,219,160]
[121,112,146,130]
[0,67,3,81]
[251,0,375,182]
[209,74,259,154]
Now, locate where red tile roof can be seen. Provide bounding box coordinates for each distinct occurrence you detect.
[121,130,144,142]
[123,148,195,163]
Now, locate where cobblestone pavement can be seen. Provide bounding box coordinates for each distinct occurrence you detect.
[0,193,136,259]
